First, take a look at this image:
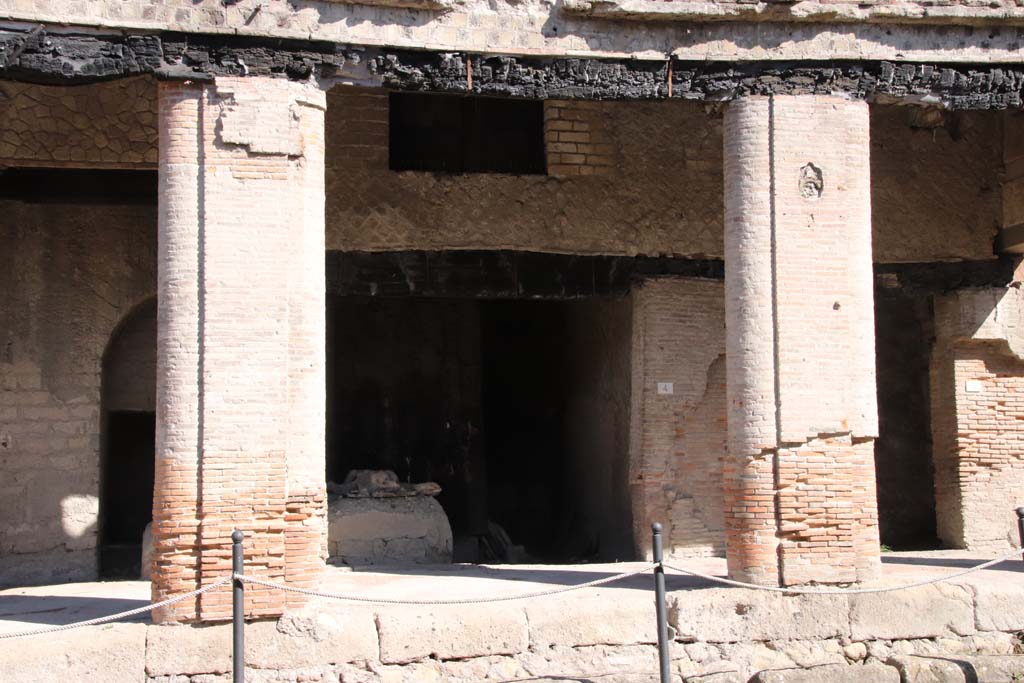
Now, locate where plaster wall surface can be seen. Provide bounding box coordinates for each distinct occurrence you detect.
[0,0,1022,63]
[629,278,727,560]
[0,199,156,586]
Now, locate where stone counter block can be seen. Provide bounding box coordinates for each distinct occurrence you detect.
[328,495,453,566]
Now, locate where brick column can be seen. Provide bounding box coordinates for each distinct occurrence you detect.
[722,96,881,586]
[154,77,327,622]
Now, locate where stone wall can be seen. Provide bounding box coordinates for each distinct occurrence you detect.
[325,88,1001,264]
[871,106,1002,264]
[0,198,156,586]
[630,278,727,560]
[0,82,1001,267]
[0,0,1022,64]
[0,78,157,169]
[325,88,724,258]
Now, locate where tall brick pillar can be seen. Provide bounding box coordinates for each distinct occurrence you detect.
[154,77,327,622]
[722,96,881,586]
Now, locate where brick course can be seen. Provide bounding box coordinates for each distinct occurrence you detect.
[154,77,327,622]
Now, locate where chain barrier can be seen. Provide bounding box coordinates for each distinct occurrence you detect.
[232,563,658,605]
[662,546,1022,595]
[0,576,232,640]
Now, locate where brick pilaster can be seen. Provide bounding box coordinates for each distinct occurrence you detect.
[153,77,327,622]
[722,96,881,586]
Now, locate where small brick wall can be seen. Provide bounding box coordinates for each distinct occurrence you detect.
[949,346,1024,551]
[543,101,615,177]
[630,278,727,559]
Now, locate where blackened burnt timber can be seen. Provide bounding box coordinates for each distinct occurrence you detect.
[326,251,725,300]
[0,25,1022,109]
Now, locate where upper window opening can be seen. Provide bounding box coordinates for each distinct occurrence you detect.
[389,92,546,175]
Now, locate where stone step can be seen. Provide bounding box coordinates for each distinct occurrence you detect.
[888,654,1024,683]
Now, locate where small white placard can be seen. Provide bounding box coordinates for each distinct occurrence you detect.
[965,380,983,393]
[657,382,674,395]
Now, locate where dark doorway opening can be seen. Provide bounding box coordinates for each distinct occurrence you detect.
[326,291,634,564]
[480,301,573,561]
[873,292,940,550]
[99,411,155,578]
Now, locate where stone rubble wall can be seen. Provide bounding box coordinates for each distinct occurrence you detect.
[0,0,1023,64]
[0,80,1002,264]
[325,88,725,258]
[325,85,1001,263]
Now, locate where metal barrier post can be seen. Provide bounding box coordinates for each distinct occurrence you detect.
[1017,507,1024,562]
[232,530,245,683]
[652,523,671,683]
